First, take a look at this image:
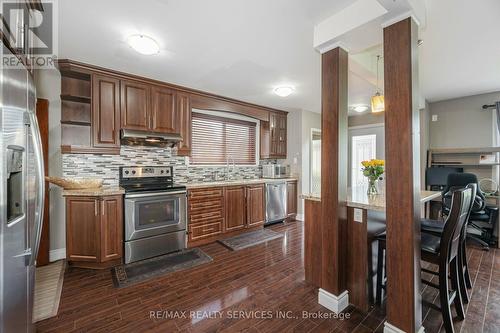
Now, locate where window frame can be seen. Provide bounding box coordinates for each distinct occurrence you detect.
[187,109,260,167]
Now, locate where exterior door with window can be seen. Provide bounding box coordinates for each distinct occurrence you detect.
[348,125,385,187]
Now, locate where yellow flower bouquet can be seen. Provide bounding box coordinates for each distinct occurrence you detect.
[361,159,385,194]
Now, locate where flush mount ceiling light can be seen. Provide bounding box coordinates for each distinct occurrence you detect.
[127,34,160,55]
[274,86,295,97]
[371,55,385,113]
[352,105,369,113]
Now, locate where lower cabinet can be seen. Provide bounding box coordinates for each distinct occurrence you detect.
[187,183,266,246]
[187,187,224,244]
[224,186,247,232]
[65,195,123,269]
[286,180,298,220]
[246,184,265,227]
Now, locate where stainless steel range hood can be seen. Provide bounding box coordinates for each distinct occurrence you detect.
[120,129,182,148]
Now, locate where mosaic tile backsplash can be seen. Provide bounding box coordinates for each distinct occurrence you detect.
[62,146,274,186]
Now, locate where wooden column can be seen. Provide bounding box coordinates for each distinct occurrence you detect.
[383,17,422,332]
[319,47,349,311]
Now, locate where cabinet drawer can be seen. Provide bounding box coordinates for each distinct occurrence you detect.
[188,187,223,200]
[190,221,222,240]
[190,210,223,224]
[189,198,223,212]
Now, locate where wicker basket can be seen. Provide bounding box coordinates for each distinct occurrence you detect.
[45,177,103,190]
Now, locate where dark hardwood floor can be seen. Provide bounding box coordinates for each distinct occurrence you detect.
[36,221,499,333]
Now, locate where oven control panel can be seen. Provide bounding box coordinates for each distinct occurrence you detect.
[121,166,172,178]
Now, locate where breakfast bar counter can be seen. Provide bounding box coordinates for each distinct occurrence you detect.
[302,187,441,311]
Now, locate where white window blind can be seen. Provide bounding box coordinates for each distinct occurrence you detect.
[190,112,257,165]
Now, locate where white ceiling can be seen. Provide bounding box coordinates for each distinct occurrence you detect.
[57,0,500,114]
[58,0,353,113]
[420,0,500,102]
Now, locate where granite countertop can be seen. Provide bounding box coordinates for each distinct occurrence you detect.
[300,194,321,202]
[62,187,125,197]
[301,187,441,211]
[185,177,299,189]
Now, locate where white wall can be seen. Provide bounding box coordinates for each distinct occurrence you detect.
[429,92,500,148]
[34,69,65,260]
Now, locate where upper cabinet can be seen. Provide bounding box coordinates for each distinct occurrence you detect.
[92,74,120,149]
[151,86,177,133]
[260,111,287,159]
[176,92,192,156]
[121,81,178,134]
[58,60,286,158]
[120,80,150,130]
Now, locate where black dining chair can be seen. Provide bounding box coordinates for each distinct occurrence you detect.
[376,187,473,333]
[421,183,477,304]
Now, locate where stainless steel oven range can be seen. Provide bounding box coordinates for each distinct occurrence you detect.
[120,166,187,264]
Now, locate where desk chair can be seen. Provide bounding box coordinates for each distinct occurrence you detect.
[440,173,498,250]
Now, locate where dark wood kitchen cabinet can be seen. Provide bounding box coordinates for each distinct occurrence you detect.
[176,92,192,156]
[286,180,297,220]
[120,79,150,130]
[260,111,287,159]
[187,187,224,245]
[188,183,268,247]
[92,74,120,149]
[246,184,265,227]
[58,60,287,156]
[121,81,180,135]
[151,85,177,133]
[224,186,247,232]
[65,195,123,269]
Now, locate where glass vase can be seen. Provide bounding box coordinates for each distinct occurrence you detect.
[367,178,378,195]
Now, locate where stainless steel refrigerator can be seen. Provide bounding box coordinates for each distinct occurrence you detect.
[0,47,45,332]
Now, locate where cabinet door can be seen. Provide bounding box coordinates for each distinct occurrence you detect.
[224,186,246,232]
[259,121,271,159]
[176,92,192,156]
[246,184,265,227]
[269,112,279,156]
[287,181,297,218]
[66,197,100,262]
[151,85,177,133]
[278,114,287,157]
[120,79,150,130]
[100,196,123,262]
[92,74,120,148]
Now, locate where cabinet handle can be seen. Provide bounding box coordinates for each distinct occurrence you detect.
[95,201,98,216]
[102,200,105,216]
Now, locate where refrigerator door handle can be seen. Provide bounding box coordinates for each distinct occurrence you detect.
[27,111,45,266]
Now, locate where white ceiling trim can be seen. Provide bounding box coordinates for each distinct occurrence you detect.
[313,0,387,53]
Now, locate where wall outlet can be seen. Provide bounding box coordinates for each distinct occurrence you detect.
[353,208,363,223]
[431,114,438,122]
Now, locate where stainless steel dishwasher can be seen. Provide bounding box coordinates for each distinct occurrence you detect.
[265,181,287,225]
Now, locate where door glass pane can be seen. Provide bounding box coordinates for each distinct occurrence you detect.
[136,199,178,227]
[351,134,377,186]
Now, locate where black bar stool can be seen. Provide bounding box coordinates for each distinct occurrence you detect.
[376,187,473,333]
[421,183,477,304]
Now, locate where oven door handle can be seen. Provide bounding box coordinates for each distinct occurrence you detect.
[125,190,187,199]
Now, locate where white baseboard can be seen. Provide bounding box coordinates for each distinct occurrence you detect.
[295,214,304,221]
[49,248,66,262]
[318,289,349,314]
[384,322,425,333]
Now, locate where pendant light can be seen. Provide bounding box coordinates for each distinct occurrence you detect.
[371,55,385,113]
